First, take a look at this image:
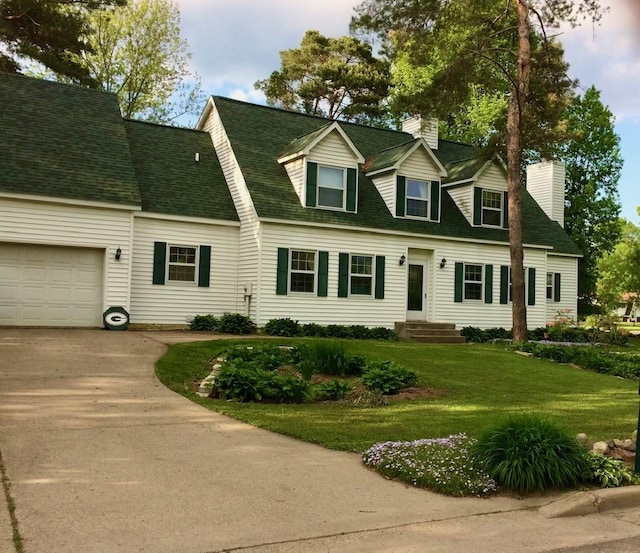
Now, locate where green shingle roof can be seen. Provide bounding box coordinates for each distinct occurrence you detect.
[124,120,238,221]
[0,73,140,206]
[363,139,418,174]
[213,96,580,255]
[279,123,332,158]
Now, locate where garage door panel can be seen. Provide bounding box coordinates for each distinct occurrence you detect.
[0,243,104,327]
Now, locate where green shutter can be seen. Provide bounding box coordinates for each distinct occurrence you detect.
[338,253,349,297]
[473,187,482,225]
[152,242,166,285]
[554,272,561,302]
[306,162,317,207]
[500,265,509,304]
[318,251,328,297]
[375,256,385,299]
[346,168,357,212]
[454,262,463,303]
[198,245,211,288]
[503,191,509,229]
[430,180,440,221]
[396,175,406,217]
[484,265,493,304]
[276,248,288,295]
[528,267,536,306]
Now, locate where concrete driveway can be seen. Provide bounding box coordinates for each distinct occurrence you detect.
[1,328,640,553]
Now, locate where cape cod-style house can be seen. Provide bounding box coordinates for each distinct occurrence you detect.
[0,73,580,331]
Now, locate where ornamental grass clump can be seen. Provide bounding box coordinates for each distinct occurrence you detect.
[473,414,589,494]
[362,433,497,496]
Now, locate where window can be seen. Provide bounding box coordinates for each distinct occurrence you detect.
[546,272,554,300]
[482,190,502,227]
[168,246,197,282]
[464,264,483,300]
[290,250,316,293]
[350,254,373,295]
[406,179,429,218]
[317,165,345,209]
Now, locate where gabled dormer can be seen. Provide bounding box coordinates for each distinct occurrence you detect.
[278,122,364,213]
[445,157,509,230]
[364,138,447,222]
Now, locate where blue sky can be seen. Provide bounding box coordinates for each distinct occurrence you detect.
[176,0,639,223]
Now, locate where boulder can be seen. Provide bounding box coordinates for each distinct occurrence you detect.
[576,433,590,449]
[613,438,626,448]
[633,430,638,444]
[623,439,636,452]
[592,441,610,455]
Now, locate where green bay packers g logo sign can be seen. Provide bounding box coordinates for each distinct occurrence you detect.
[103,306,130,331]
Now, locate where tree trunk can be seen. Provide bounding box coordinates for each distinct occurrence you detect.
[507,0,532,342]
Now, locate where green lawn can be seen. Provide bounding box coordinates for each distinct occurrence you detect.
[155,338,640,452]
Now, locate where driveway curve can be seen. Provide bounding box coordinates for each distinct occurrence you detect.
[0,329,626,553]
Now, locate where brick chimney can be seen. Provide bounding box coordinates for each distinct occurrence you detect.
[401,115,439,150]
[526,160,566,228]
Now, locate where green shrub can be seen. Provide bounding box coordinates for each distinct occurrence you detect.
[314,379,352,401]
[346,355,367,376]
[217,312,255,335]
[326,325,353,339]
[461,326,486,343]
[263,318,301,337]
[473,414,588,494]
[301,323,326,337]
[584,452,634,488]
[362,361,418,395]
[214,364,270,402]
[368,326,398,340]
[189,314,218,331]
[264,374,310,403]
[225,345,291,370]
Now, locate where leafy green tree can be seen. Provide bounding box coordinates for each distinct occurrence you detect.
[597,219,640,312]
[69,0,203,123]
[353,0,604,340]
[0,0,124,83]
[255,30,391,124]
[555,86,622,312]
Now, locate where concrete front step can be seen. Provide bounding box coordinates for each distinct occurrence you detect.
[395,321,466,343]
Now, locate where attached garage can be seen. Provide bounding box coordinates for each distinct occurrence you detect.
[0,243,104,327]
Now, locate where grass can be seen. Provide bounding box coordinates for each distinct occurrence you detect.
[155,338,640,452]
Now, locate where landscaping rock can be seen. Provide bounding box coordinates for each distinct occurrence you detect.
[613,438,626,449]
[623,440,636,452]
[592,441,610,455]
[576,433,589,448]
[633,430,637,444]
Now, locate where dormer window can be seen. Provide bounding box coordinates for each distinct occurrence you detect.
[473,187,508,229]
[305,161,358,212]
[318,165,346,209]
[406,179,429,218]
[482,190,502,226]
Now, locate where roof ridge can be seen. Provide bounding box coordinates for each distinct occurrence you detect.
[0,71,118,99]
[123,118,206,134]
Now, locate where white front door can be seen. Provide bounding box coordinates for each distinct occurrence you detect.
[406,259,428,321]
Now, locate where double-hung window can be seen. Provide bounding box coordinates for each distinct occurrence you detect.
[290,250,316,293]
[317,165,346,209]
[464,264,483,300]
[482,190,503,227]
[546,272,554,300]
[168,245,197,283]
[350,254,373,296]
[406,179,429,218]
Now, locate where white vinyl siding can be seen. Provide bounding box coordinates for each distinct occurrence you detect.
[476,163,508,191]
[308,130,359,168]
[130,216,239,324]
[283,157,305,204]
[401,148,441,182]
[203,102,259,319]
[546,255,578,322]
[0,196,133,312]
[447,185,473,223]
[370,172,396,216]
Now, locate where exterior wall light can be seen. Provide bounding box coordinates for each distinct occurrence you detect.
[115,247,122,261]
[440,258,447,269]
[399,254,406,266]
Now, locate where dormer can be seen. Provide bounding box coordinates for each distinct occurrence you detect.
[444,157,509,230]
[278,122,364,213]
[364,139,447,221]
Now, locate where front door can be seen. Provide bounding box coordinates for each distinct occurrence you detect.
[406,261,427,320]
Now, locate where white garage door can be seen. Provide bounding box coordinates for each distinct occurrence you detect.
[0,243,104,327]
